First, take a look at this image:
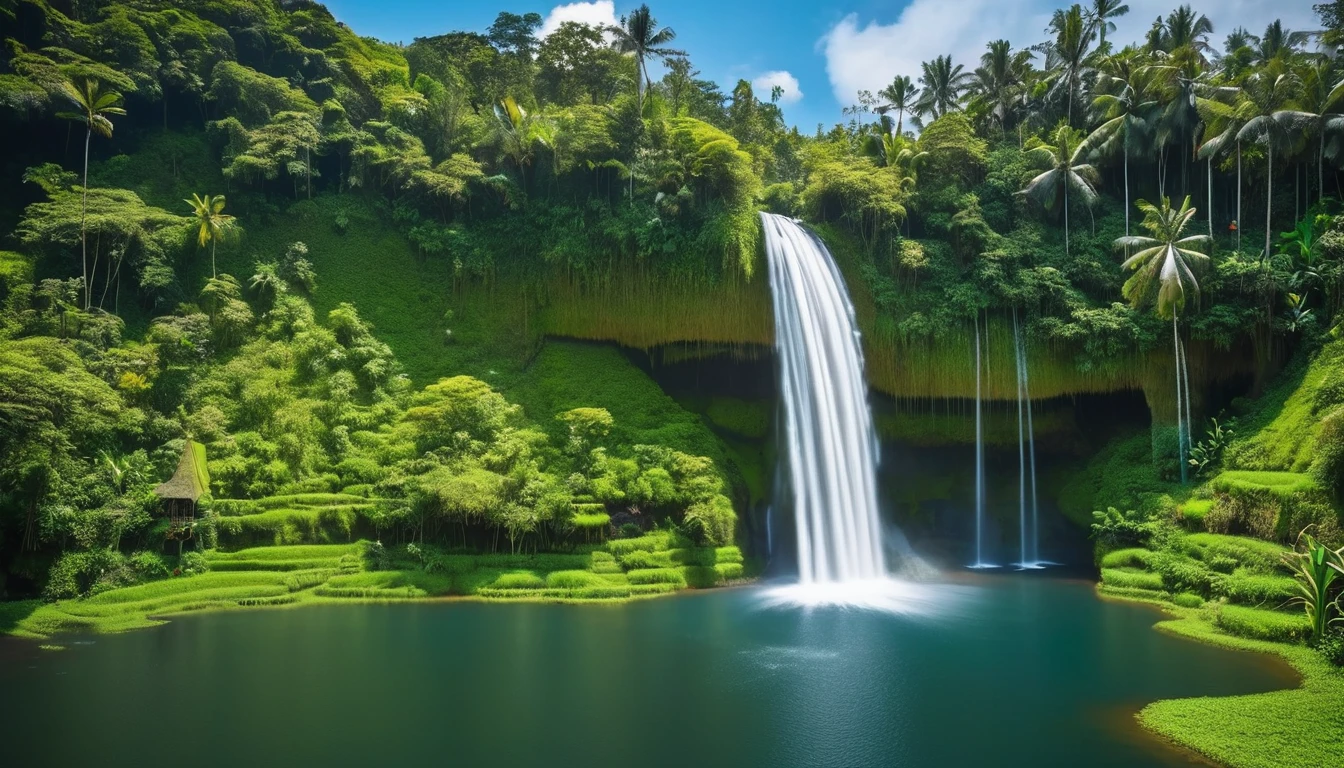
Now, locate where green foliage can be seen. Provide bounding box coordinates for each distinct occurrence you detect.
[1214,604,1313,643]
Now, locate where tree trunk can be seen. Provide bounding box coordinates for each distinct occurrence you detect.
[1237,142,1242,252]
[81,126,91,310]
[212,237,217,279]
[1064,181,1070,258]
[1123,135,1130,237]
[1207,158,1213,239]
[1264,145,1273,262]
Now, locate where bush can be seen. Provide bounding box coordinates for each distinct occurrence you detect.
[1317,630,1344,666]
[128,551,170,580]
[180,551,209,575]
[682,565,722,589]
[1099,548,1153,569]
[1100,567,1164,592]
[1170,592,1204,608]
[619,550,667,570]
[1214,605,1311,643]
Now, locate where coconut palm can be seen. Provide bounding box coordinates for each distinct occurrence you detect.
[186,193,236,279]
[878,75,920,136]
[1040,4,1096,127]
[1288,64,1344,208]
[1235,63,1303,260]
[607,4,684,114]
[1020,124,1100,258]
[1084,0,1130,50]
[914,55,972,120]
[1084,54,1160,235]
[1154,5,1215,60]
[1256,20,1311,64]
[57,76,125,310]
[1115,196,1212,483]
[967,40,1034,133]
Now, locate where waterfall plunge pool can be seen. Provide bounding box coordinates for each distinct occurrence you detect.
[1,575,1294,767]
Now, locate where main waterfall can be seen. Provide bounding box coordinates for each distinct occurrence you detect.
[761,213,886,583]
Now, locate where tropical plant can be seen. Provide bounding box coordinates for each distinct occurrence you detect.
[1116,196,1212,482]
[607,4,684,114]
[967,40,1033,133]
[1281,530,1344,645]
[185,193,235,279]
[491,97,550,189]
[1287,64,1344,210]
[1256,20,1311,64]
[914,55,972,120]
[1235,62,1304,261]
[57,76,126,310]
[1084,0,1130,50]
[1188,417,1234,476]
[878,74,920,136]
[1086,54,1160,235]
[1040,4,1096,126]
[1020,124,1099,257]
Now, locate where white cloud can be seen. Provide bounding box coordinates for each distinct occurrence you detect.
[539,1,618,38]
[820,0,1319,113]
[752,70,804,104]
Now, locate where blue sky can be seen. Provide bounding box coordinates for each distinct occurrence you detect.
[322,0,1320,131]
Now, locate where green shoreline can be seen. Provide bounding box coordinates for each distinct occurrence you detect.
[1097,585,1344,768]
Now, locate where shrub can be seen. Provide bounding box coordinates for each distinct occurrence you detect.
[1101,567,1164,592]
[1170,592,1204,608]
[1099,548,1153,569]
[619,550,666,570]
[128,551,170,580]
[626,568,687,586]
[1317,630,1344,666]
[180,551,209,575]
[1214,605,1311,643]
[714,546,744,564]
[682,565,722,589]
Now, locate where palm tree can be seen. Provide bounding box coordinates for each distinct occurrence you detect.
[491,96,551,191]
[1041,4,1096,126]
[1157,5,1215,60]
[1020,124,1100,258]
[878,75,919,136]
[1084,0,1130,50]
[607,4,684,114]
[1235,63,1303,260]
[968,40,1033,133]
[1115,196,1212,482]
[186,193,236,279]
[57,76,125,310]
[914,55,972,120]
[1085,54,1160,235]
[1287,64,1344,208]
[1256,20,1311,64]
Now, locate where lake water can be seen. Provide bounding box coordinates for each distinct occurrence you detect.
[0,575,1293,768]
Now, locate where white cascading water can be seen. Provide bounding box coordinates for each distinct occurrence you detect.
[761,213,886,584]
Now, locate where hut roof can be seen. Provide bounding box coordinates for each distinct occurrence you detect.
[154,440,210,501]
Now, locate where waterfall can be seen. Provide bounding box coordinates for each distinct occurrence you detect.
[761,213,886,583]
[1013,314,1044,569]
[966,315,998,569]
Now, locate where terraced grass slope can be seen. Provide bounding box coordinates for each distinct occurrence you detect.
[6,533,747,640]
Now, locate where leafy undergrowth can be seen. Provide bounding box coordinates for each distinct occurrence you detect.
[6,535,748,639]
[214,493,378,549]
[1095,530,1344,768]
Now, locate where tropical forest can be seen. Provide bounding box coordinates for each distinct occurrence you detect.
[0,0,1342,765]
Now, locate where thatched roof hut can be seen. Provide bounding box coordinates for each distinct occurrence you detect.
[154,441,210,523]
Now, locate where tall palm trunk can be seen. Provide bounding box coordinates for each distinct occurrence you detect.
[1207,158,1213,239]
[1264,145,1273,262]
[1123,132,1130,237]
[81,125,91,310]
[1237,142,1242,252]
[1064,181,1070,258]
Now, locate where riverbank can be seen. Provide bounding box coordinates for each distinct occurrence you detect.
[0,537,748,641]
[1097,586,1344,768]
